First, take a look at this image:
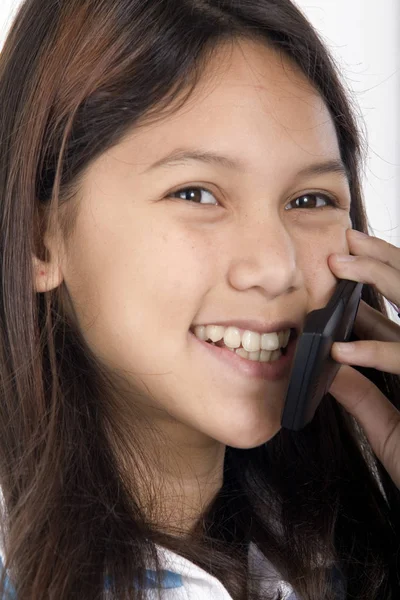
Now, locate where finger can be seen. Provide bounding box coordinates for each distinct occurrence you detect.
[353,300,400,343]
[347,229,400,270]
[329,253,400,309]
[329,365,400,489]
[332,339,400,374]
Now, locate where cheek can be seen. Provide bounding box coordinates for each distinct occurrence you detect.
[298,223,349,260]
[64,216,215,351]
[147,227,215,307]
[294,222,350,305]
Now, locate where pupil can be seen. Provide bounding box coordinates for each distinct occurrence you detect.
[182,189,200,202]
[298,195,314,207]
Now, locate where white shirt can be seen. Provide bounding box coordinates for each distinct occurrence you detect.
[131,542,297,599]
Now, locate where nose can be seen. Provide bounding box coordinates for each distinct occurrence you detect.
[227,215,300,299]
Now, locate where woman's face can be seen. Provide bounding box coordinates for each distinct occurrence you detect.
[45,39,351,449]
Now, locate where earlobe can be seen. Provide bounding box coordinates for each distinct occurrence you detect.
[32,255,64,293]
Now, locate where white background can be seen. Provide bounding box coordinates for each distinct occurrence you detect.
[1,1,399,315]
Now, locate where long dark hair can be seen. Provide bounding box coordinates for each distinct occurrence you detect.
[0,0,399,598]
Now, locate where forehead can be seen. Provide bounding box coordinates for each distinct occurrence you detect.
[118,39,341,172]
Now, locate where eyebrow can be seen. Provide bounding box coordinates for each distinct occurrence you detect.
[142,148,349,180]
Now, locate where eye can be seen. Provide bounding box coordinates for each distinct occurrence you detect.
[285,192,336,210]
[168,186,218,205]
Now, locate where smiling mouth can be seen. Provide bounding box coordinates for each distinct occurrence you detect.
[189,325,299,382]
[190,324,298,363]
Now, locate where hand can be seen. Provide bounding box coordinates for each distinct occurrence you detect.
[327,228,400,489]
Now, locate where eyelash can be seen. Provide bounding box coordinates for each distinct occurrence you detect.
[167,186,339,210]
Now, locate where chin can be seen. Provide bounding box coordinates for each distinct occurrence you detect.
[216,421,281,449]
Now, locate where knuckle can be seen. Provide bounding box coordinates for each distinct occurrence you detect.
[367,340,381,363]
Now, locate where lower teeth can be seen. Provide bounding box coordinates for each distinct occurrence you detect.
[209,342,282,363]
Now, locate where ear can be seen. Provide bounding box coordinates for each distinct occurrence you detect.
[32,232,64,293]
[33,255,64,293]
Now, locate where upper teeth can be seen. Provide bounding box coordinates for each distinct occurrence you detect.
[192,325,290,352]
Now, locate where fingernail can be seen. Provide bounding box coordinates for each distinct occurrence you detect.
[350,230,368,239]
[335,342,355,353]
[333,254,357,262]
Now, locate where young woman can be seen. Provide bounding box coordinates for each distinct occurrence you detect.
[0,0,399,598]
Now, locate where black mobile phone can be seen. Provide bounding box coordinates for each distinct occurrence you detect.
[281,279,363,431]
